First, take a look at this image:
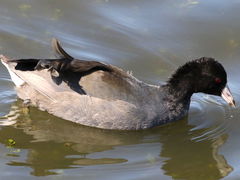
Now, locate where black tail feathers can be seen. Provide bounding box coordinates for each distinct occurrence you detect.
[9,38,112,74]
[52,38,73,60]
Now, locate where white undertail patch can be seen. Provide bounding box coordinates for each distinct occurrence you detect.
[1,61,25,87]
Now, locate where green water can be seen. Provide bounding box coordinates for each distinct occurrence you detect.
[0,0,240,179]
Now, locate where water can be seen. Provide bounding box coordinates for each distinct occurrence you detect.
[0,0,240,179]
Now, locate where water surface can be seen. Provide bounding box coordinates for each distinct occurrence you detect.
[0,0,240,179]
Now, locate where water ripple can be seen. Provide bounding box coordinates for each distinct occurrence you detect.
[0,105,19,126]
[189,94,236,142]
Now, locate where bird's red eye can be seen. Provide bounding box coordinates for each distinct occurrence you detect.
[215,77,222,84]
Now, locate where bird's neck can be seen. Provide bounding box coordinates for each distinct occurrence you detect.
[155,84,191,125]
[163,79,194,103]
[165,61,200,101]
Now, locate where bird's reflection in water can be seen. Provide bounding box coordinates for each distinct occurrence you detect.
[158,119,233,180]
[0,100,233,178]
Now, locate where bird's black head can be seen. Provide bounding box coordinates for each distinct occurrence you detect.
[167,57,235,106]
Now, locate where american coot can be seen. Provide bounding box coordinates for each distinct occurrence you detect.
[0,39,235,130]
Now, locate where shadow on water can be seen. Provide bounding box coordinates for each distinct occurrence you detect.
[0,100,233,179]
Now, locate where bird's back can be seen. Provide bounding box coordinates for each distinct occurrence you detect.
[1,47,165,130]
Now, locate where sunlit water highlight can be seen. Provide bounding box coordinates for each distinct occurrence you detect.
[0,0,240,179]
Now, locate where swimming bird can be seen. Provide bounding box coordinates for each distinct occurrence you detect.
[0,39,235,130]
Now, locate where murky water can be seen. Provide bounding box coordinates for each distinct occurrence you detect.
[0,0,240,179]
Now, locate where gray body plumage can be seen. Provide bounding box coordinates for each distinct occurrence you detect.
[0,40,191,130]
[1,39,234,130]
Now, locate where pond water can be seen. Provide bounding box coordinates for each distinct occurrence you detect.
[0,0,240,179]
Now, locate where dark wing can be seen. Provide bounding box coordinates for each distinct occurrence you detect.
[5,39,144,104]
[10,39,112,74]
[9,39,125,95]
